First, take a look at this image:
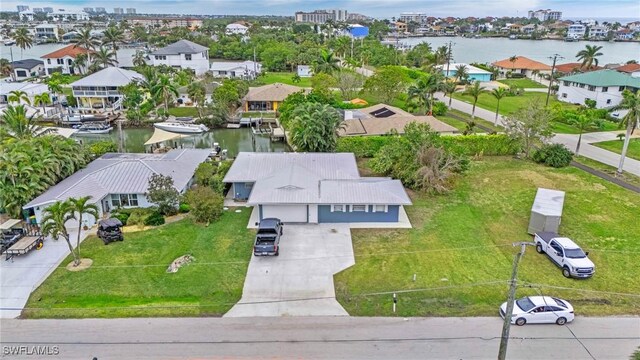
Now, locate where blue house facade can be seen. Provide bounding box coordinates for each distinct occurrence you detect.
[223,153,412,225]
[440,63,493,82]
[347,24,369,38]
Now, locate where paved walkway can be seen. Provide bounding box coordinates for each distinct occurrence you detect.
[0,228,92,319]
[225,224,354,317]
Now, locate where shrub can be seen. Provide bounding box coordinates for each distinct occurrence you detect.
[143,211,165,226]
[179,203,190,213]
[532,144,573,168]
[336,136,393,157]
[184,187,224,224]
[111,212,130,226]
[432,101,448,116]
[146,174,179,216]
[126,208,154,227]
[87,140,118,157]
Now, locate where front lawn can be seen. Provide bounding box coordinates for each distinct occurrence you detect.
[257,72,312,87]
[549,120,621,135]
[335,157,640,316]
[24,210,254,318]
[452,91,571,116]
[498,78,547,88]
[593,138,640,161]
[167,107,199,117]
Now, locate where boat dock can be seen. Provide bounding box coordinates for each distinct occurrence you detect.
[249,122,286,143]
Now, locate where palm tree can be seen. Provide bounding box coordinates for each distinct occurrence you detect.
[187,81,206,119]
[463,81,486,119]
[0,105,50,140]
[454,64,469,84]
[313,49,340,74]
[569,114,599,156]
[13,27,32,60]
[33,93,51,115]
[289,103,344,152]
[408,78,430,115]
[610,90,640,175]
[442,81,457,109]
[151,74,179,113]
[46,78,63,110]
[132,51,147,67]
[68,196,99,261]
[41,200,80,266]
[94,46,117,69]
[74,53,88,75]
[576,45,604,69]
[74,26,98,64]
[333,36,351,58]
[490,87,508,122]
[0,58,12,79]
[102,26,124,64]
[7,90,30,105]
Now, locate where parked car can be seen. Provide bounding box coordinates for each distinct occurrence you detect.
[500,296,574,326]
[253,218,283,256]
[534,232,595,278]
[97,218,124,245]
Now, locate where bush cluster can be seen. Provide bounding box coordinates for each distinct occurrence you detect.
[143,211,165,226]
[532,144,573,168]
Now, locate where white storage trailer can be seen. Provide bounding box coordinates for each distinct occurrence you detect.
[527,188,565,235]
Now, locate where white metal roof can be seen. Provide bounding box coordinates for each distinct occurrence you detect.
[70,67,143,87]
[0,219,22,230]
[24,149,210,209]
[210,61,261,72]
[531,188,565,217]
[0,82,48,96]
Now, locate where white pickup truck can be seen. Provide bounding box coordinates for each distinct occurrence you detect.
[534,232,595,278]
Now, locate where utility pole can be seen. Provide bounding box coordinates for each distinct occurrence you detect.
[497,242,535,360]
[545,53,563,106]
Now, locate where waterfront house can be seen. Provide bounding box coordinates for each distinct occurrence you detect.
[567,24,586,39]
[150,40,210,75]
[297,65,312,77]
[35,23,59,41]
[555,62,601,75]
[588,25,609,39]
[438,63,492,82]
[521,24,546,34]
[70,67,143,113]
[225,22,249,35]
[41,44,92,75]
[341,103,457,136]
[0,83,49,105]
[492,56,552,79]
[558,69,640,108]
[243,83,303,112]
[23,149,210,228]
[209,60,262,80]
[223,152,412,225]
[9,59,44,81]
[615,63,640,78]
[615,29,634,40]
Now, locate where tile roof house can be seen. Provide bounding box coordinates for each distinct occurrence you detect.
[70,67,144,112]
[24,149,210,227]
[41,44,92,75]
[615,63,640,78]
[341,103,457,136]
[555,62,601,75]
[492,56,552,79]
[223,152,412,225]
[243,83,304,112]
[9,59,44,80]
[558,69,640,108]
[150,39,210,75]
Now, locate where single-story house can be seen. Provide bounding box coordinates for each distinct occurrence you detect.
[341,103,458,136]
[70,67,144,112]
[0,83,49,105]
[555,62,601,75]
[9,59,45,81]
[558,69,640,108]
[210,60,262,79]
[226,22,250,35]
[223,152,412,224]
[615,63,640,78]
[41,44,92,75]
[297,65,312,77]
[438,63,492,82]
[492,56,552,79]
[243,83,303,112]
[23,149,211,227]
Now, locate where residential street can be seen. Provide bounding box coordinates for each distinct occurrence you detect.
[1,317,638,359]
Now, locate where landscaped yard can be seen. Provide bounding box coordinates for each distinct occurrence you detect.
[498,78,547,89]
[23,210,255,318]
[335,157,640,316]
[573,155,640,188]
[257,72,312,87]
[167,107,199,117]
[446,109,504,133]
[593,138,640,161]
[549,120,621,135]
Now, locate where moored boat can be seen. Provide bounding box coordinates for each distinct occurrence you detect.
[74,122,113,135]
[153,122,209,134]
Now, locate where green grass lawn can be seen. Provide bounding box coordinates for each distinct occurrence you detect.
[335,157,640,317]
[549,120,621,135]
[452,91,570,116]
[593,138,640,161]
[256,72,312,87]
[434,114,471,133]
[572,156,640,188]
[167,107,199,117]
[498,78,547,88]
[447,109,504,133]
[24,210,254,318]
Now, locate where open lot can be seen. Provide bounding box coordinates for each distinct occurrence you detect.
[452,91,572,116]
[593,138,640,161]
[335,157,640,317]
[256,72,312,87]
[498,78,547,88]
[167,107,199,117]
[23,210,254,318]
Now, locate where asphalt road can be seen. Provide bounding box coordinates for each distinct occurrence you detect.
[1,317,638,360]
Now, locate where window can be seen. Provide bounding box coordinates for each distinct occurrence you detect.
[57,59,64,65]
[110,194,139,208]
[619,86,625,91]
[185,54,192,61]
[578,83,585,88]
[563,81,569,86]
[561,93,567,98]
[588,85,595,91]
[606,99,612,105]
[67,59,72,65]
[602,87,608,93]
[219,71,227,75]
[331,204,345,212]
[154,55,166,60]
[373,205,387,213]
[16,70,27,77]
[47,59,51,64]
[351,205,367,212]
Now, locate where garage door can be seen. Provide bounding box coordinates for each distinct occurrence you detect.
[262,205,308,223]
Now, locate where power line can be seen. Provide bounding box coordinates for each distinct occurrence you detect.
[521,283,640,298]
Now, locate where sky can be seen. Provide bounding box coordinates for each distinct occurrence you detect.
[1,0,639,19]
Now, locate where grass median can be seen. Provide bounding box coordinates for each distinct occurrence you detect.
[593,138,640,161]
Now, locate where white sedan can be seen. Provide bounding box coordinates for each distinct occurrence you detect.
[500,296,574,326]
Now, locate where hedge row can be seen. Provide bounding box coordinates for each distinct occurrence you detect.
[336,134,519,158]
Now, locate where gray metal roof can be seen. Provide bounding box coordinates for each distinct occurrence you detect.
[24,149,211,208]
[531,188,565,217]
[151,39,208,55]
[70,67,144,87]
[10,59,44,70]
[319,179,412,205]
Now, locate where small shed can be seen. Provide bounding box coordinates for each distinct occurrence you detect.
[297,65,312,78]
[527,188,565,235]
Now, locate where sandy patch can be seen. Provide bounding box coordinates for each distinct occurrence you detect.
[66,258,93,271]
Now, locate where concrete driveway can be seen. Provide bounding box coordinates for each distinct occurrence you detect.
[225,224,354,317]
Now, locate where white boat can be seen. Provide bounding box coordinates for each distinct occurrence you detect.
[153,122,209,134]
[74,123,113,135]
[63,114,107,124]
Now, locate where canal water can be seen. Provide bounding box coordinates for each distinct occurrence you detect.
[75,127,288,155]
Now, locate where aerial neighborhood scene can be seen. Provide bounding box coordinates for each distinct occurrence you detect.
[1,0,639,358]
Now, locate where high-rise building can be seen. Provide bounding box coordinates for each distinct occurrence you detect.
[527,9,562,21]
[113,7,124,14]
[83,7,94,13]
[330,9,348,22]
[33,8,43,13]
[399,12,428,24]
[295,9,348,24]
[16,5,29,12]
[43,7,53,13]
[95,7,106,13]
[126,8,136,14]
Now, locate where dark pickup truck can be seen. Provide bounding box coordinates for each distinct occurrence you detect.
[253,218,283,256]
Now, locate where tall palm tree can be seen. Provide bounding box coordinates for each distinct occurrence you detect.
[74,53,88,75]
[576,45,604,69]
[74,26,98,65]
[102,26,124,64]
[610,90,640,175]
[68,196,99,261]
[313,49,340,74]
[94,46,117,69]
[33,93,51,115]
[442,81,457,109]
[407,78,430,115]
[13,27,32,60]
[187,81,206,119]
[7,90,30,105]
[132,51,147,67]
[454,64,469,84]
[41,200,80,266]
[423,72,446,115]
[151,74,179,113]
[463,81,486,119]
[0,105,50,140]
[569,114,599,156]
[490,87,508,122]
